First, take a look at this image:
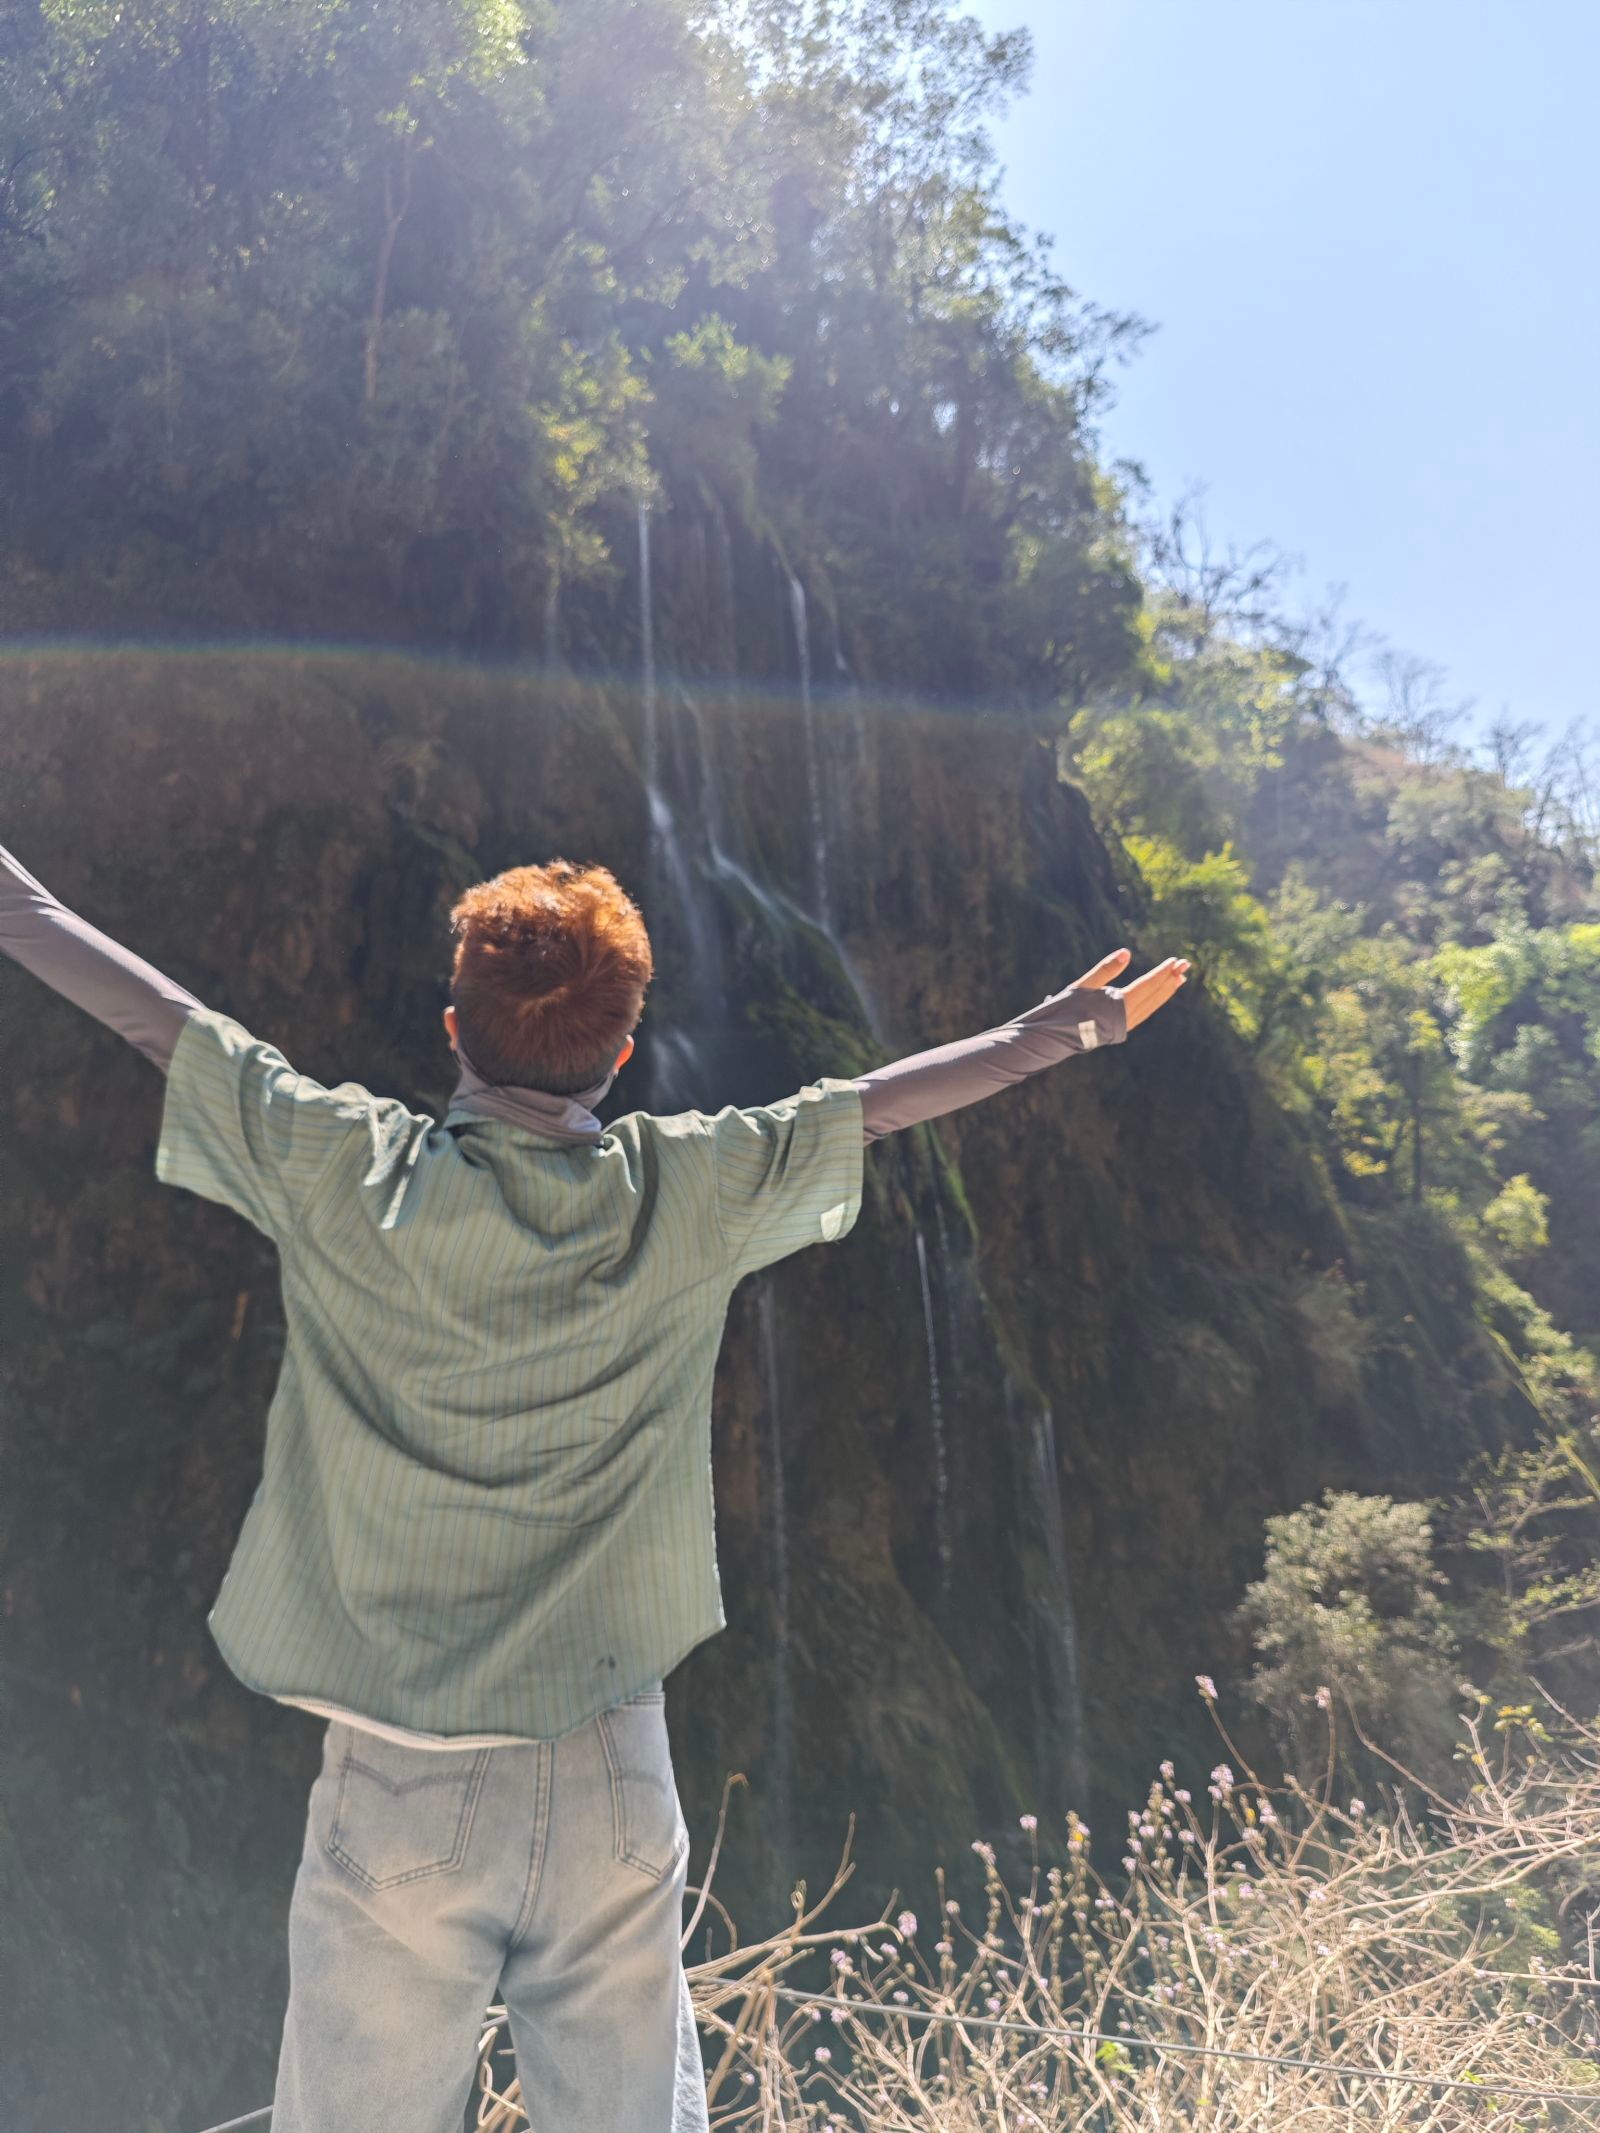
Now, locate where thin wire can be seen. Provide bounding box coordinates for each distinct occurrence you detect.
[183,1980,1600,2131]
[770,1985,1600,2110]
[30,1652,1582,2128]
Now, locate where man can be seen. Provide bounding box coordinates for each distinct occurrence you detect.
[0,831,1187,2130]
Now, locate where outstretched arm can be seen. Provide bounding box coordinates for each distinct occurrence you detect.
[853,947,1188,1144]
[0,837,204,1074]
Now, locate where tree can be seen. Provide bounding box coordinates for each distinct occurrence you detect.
[1238,1489,1460,1790]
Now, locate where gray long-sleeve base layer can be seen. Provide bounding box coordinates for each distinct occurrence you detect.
[0,837,1128,1134]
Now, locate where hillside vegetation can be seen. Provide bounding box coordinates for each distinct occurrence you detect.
[2,1,1598,2125]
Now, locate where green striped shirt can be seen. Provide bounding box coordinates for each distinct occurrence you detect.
[154,1007,865,1740]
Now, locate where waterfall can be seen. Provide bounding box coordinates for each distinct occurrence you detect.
[828,596,850,685]
[637,502,724,1107]
[913,1227,953,1605]
[711,495,737,676]
[756,1280,795,1870]
[682,692,729,864]
[638,498,657,752]
[1032,1397,1090,1812]
[683,690,891,1049]
[788,573,831,928]
[933,1193,961,1366]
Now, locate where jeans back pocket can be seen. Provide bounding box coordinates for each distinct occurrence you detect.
[596,1692,687,1882]
[325,1731,492,1892]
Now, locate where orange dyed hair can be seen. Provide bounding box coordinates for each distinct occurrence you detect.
[447,859,654,1094]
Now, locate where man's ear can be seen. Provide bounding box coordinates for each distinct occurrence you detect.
[616,1031,635,1068]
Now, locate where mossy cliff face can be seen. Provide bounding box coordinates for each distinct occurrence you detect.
[0,650,1535,2121]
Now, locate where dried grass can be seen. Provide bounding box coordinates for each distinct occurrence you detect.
[466,1687,1600,2129]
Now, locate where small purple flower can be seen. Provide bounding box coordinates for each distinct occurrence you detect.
[1019,1813,1037,1833]
[1196,1674,1217,1701]
[897,1910,917,1937]
[1314,1685,1332,1710]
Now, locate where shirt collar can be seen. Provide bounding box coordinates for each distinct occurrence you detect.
[442,1032,617,1143]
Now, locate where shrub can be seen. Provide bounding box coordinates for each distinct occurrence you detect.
[1235,1489,1460,1790]
[467,1688,1600,2130]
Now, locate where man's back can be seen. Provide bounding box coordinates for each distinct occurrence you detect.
[0,825,1166,1745]
[155,1004,866,1741]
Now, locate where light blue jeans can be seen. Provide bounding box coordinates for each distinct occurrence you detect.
[271,1688,710,2132]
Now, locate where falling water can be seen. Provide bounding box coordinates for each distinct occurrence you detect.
[933,1193,961,1366]
[682,691,891,1047]
[914,1227,953,1604]
[682,692,729,862]
[756,1280,796,1868]
[829,597,850,685]
[711,495,737,676]
[638,499,657,753]
[1032,1399,1090,1811]
[788,573,831,928]
[637,502,724,1107]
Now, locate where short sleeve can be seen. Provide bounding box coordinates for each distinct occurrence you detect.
[154,1006,375,1243]
[710,1075,865,1283]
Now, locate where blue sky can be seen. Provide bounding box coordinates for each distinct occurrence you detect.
[966,0,1596,744]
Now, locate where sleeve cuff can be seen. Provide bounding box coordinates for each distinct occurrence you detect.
[1098,986,1129,1044]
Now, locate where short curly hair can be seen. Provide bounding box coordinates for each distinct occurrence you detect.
[446,859,654,1095]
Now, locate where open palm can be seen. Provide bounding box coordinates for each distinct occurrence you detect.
[1073,946,1189,1030]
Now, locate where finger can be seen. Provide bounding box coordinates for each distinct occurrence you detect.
[1133,958,1189,988]
[1124,966,1188,1023]
[1076,948,1132,990]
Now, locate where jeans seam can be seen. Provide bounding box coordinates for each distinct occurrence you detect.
[597,1708,679,1881]
[596,1710,630,1869]
[508,1743,553,1950]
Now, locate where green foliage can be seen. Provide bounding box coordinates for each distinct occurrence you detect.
[0,0,1150,698]
[1121,834,1283,1040]
[7,0,1600,2108]
[1482,1172,1550,1262]
[1238,1489,1460,1788]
